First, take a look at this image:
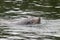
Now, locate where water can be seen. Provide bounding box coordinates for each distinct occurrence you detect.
[0,11,60,40]
[0,0,60,40]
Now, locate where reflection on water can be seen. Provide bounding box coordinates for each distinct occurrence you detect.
[0,0,60,40]
[0,16,60,40]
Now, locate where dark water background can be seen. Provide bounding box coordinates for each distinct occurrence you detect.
[0,0,60,40]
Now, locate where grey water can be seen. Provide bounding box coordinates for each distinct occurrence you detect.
[0,0,60,40]
[0,11,60,40]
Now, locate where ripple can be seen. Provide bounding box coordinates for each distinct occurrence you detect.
[0,17,60,40]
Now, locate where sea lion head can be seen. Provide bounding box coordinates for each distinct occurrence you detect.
[26,17,40,24]
[31,17,40,24]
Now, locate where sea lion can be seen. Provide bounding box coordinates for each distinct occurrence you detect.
[17,17,40,25]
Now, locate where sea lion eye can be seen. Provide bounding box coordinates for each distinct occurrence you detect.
[26,21,33,24]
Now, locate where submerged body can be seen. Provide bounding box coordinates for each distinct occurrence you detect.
[17,17,40,25]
